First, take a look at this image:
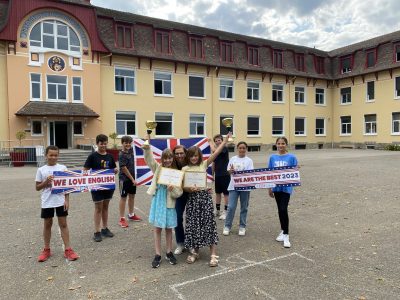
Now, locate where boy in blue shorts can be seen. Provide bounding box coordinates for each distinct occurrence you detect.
[35,145,79,262]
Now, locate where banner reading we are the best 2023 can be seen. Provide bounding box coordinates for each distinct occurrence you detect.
[232,166,301,191]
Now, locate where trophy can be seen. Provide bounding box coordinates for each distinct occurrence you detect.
[222,118,234,142]
[143,120,157,146]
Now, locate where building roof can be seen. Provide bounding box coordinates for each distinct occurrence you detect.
[15,102,99,117]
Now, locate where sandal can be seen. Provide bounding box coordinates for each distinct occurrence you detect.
[209,255,219,267]
[186,251,199,264]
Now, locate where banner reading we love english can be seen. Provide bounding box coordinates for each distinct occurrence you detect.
[51,169,115,194]
[233,166,301,191]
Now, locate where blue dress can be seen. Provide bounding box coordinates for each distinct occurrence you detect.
[148,184,177,229]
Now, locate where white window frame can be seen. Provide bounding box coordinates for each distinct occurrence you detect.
[154,71,173,97]
[219,114,235,137]
[115,111,137,138]
[315,87,325,106]
[366,81,375,102]
[394,76,400,99]
[189,114,206,137]
[155,112,174,137]
[247,115,261,137]
[72,120,84,136]
[31,120,43,136]
[340,87,352,105]
[364,114,377,135]
[392,112,400,135]
[219,78,234,101]
[294,86,306,104]
[72,76,83,102]
[247,80,261,102]
[114,66,136,94]
[46,74,68,102]
[340,116,352,136]
[272,83,284,103]
[294,117,306,136]
[188,74,206,99]
[272,116,284,136]
[315,118,326,136]
[30,73,42,101]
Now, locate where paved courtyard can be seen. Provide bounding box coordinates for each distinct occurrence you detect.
[0,149,399,300]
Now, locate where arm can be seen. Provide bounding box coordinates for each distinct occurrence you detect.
[64,193,70,211]
[206,132,231,165]
[35,176,53,191]
[168,185,183,198]
[142,146,159,173]
[121,166,136,184]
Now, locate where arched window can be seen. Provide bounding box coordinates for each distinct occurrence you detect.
[29,20,80,52]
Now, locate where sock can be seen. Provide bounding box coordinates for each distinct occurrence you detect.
[216,204,221,211]
[128,213,134,217]
[224,205,228,211]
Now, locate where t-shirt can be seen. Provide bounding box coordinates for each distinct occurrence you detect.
[84,151,116,170]
[227,155,254,191]
[214,147,229,177]
[119,148,135,181]
[268,153,298,194]
[35,164,67,208]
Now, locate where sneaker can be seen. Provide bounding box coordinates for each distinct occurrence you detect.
[214,209,221,217]
[238,227,246,236]
[276,230,284,242]
[93,232,102,242]
[152,255,162,268]
[118,217,129,228]
[222,227,230,236]
[283,234,291,248]
[128,214,142,222]
[174,244,185,255]
[64,248,79,261]
[101,227,114,238]
[165,252,177,265]
[37,248,51,262]
[219,210,227,220]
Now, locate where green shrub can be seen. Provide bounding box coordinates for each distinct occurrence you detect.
[385,144,400,151]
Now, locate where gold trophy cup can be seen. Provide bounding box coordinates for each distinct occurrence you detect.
[222,118,234,142]
[143,120,157,146]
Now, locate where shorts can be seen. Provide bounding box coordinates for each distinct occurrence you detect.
[91,190,114,202]
[119,179,137,198]
[41,205,68,219]
[215,175,230,195]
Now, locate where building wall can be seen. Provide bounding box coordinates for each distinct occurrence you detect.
[0,41,8,141]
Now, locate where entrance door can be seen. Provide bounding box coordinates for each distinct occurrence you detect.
[49,121,69,149]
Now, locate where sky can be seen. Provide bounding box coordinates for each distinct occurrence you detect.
[91,0,400,51]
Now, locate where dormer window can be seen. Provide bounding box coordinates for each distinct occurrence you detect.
[395,44,400,62]
[248,47,259,66]
[295,53,305,72]
[366,50,376,68]
[220,42,233,63]
[314,56,325,74]
[273,50,283,69]
[155,30,170,54]
[340,56,352,74]
[189,37,203,59]
[116,25,133,48]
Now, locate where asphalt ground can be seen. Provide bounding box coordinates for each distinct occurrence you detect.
[0,149,399,300]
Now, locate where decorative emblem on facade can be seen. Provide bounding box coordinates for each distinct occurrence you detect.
[48,56,65,72]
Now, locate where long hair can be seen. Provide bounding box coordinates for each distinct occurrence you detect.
[161,148,177,169]
[186,146,203,166]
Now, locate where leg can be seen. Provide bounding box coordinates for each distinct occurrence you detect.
[165,228,173,253]
[94,202,103,232]
[224,191,239,229]
[275,192,290,234]
[154,227,162,255]
[239,191,250,228]
[101,199,110,229]
[127,194,135,216]
[174,194,187,244]
[119,196,127,218]
[43,218,53,249]
[223,192,229,209]
[57,216,70,249]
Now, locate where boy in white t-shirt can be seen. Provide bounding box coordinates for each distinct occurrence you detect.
[35,145,79,262]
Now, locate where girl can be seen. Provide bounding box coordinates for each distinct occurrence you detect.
[183,133,231,267]
[223,142,254,236]
[142,140,183,268]
[268,137,298,248]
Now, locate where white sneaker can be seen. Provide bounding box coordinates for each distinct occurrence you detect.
[214,209,221,217]
[276,230,284,242]
[283,234,291,248]
[238,227,246,236]
[174,244,185,255]
[222,227,230,236]
[219,210,227,220]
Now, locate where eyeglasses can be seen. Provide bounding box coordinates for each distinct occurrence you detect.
[175,153,185,156]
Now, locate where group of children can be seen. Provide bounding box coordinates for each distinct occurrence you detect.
[35,133,298,267]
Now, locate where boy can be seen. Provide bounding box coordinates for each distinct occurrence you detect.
[84,134,118,242]
[35,145,79,262]
[118,135,141,228]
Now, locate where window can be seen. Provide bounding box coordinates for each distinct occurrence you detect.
[366,50,376,68]
[272,84,284,102]
[155,31,170,54]
[340,116,351,135]
[392,112,400,134]
[154,72,172,96]
[341,56,352,74]
[295,118,306,135]
[30,73,41,100]
[47,75,67,101]
[395,76,400,98]
[273,50,283,68]
[72,77,82,101]
[116,112,136,136]
[221,42,233,62]
[367,81,375,101]
[315,88,325,105]
[219,115,234,135]
[115,67,135,93]
[189,76,205,98]
[395,44,400,62]
[295,54,305,72]
[315,118,325,135]
[73,121,83,135]
[189,114,205,136]
[272,117,284,135]
[31,120,43,135]
[29,20,80,52]
[295,87,305,104]
[155,113,173,136]
[220,79,234,100]
[248,47,259,65]
[340,87,351,104]
[364,114,377,134]
[314,56,325,74]
[247,116,260,136]
[116,25,133,48]
[190,37,203,59]
[247,81,260,101]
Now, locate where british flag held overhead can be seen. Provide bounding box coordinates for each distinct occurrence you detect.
[133,138,213,186]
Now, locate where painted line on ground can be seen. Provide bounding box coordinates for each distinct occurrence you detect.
[253,286,277,300]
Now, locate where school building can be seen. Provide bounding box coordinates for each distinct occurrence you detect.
[0,0,399,151]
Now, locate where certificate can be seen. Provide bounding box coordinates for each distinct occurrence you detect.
[157,167,184,187]
[183,171,207,188]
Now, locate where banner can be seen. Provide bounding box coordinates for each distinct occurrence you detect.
[51,169,115,194]
[233,166,301,190]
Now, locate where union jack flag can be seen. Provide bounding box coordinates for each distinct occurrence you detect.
[133,138,213,186]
